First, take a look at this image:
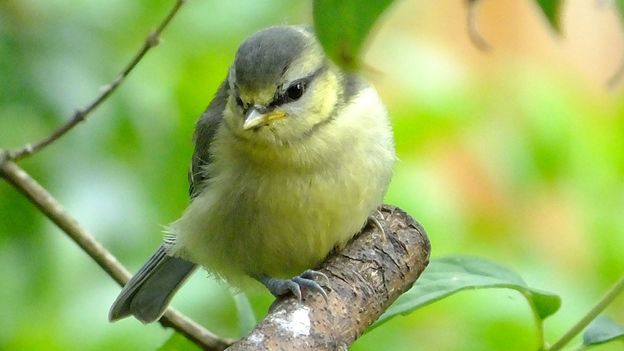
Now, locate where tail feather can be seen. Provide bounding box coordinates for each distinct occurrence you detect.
[109,245,196,323]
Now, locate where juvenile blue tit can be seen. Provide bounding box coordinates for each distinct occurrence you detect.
[109,25,395,324]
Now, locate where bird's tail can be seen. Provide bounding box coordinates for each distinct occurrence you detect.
[109,245,196,323]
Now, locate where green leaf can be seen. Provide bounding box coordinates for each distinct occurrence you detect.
[583,315,624,346]
[233,292,256,337]
[535,0,563,31]
[313,0,394,70]
[156,332,202,351]
[616,0,624,20]
[373,256,561,328]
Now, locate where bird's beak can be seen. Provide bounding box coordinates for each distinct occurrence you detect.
[243,107,286,130]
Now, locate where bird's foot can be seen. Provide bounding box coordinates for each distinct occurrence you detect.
[255,270,330,301]
[368,210,387,241]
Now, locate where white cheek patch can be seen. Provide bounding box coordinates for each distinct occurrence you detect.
[281,97,307,116]
[282,47,323,86]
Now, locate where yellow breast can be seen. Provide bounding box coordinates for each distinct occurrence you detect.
[170,86,395,285]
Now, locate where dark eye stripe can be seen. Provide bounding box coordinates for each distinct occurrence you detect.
[235,96,245,108]
[270,62,327,107]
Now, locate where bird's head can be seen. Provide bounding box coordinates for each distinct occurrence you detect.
[223,26,341,146]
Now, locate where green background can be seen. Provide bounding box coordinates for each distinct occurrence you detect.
[1,0,623,350]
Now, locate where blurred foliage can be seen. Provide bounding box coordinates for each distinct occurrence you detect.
[157,332,202,351]
[1,0,624,351]
[534,0,562,31]
[375,256,561,328]
[313,0,393,70]
[583,316,624,347]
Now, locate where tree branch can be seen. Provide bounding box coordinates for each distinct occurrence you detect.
[466,0,491,51]
[0,159,234,351]
[228,205,430,351]
[3,0,186,163]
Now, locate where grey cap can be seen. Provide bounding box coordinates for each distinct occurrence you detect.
[233,26,311,91]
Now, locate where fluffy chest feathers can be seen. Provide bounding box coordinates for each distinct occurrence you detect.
[169,86,395,282]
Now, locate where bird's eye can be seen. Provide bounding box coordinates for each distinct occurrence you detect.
[286,82,305,101]
[269,80,308,107]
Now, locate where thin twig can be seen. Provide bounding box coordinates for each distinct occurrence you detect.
[607,55,624,90]
[525,294,546,351]
[0,159,234,351]
[549,276,624,351]
[598,0,624,88]
[466,0,491,51]
[3,0,186,162]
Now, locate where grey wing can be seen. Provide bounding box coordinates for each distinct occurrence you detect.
[189,79,230,199]
[108,246,196,323]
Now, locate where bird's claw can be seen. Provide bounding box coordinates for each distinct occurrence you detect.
[368,211,387,241]
[292,276,328,300]
[257,270,330,301]
[300,269,330,286]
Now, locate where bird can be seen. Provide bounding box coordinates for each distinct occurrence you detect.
[109,25,395,324]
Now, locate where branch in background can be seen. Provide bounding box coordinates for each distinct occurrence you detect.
[549,276,624,351]
[607,54,624,90]
[2,0,186,163]
[228,205,431,351]
[0,159,234,351]
[466,0,491,51]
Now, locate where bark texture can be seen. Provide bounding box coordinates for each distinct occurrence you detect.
[227,204,430,351]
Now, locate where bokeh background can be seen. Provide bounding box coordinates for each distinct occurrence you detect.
[1,0,623,350]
